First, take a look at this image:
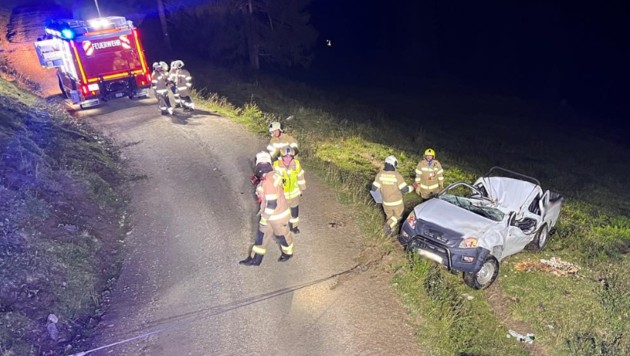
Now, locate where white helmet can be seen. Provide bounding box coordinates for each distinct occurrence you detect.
[255,151,272,165]
[385,155,398,167]
[268,121,283,133]
[172,60,184,69]
[152,62,160,70]
[159,61,168,71]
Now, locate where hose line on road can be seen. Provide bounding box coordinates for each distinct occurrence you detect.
[71,263,366,356]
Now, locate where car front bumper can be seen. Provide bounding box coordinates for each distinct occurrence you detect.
[404,234,489,273]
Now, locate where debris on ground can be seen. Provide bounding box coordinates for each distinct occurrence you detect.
[508,329,535,344]
[514,256,580,277]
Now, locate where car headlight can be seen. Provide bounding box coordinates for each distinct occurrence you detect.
[405,211,416,229]
[459,237,478,248]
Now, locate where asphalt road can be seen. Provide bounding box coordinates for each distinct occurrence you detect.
[78,98,421,355]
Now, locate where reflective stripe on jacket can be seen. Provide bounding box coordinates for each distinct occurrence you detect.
[267,133,298,158]
[256,171,290,222]
[273,159,305,199]
[415,159,444,192]
[372,170,412,205]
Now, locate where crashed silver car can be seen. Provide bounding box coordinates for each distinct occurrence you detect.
[398,167,563,289]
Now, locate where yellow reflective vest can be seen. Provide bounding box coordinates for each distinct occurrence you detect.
[273,159,306,200]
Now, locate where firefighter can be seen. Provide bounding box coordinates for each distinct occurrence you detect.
[240,151,294,266]
[169,60,194,111]
[152,61,173,115]
[413,148,444,200]
[150,62,160,97]
[273,147,306,234]
[266,121,299,159]
[371,155,414,236]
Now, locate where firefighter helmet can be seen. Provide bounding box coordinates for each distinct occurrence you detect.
[255,151,272,165]
[172,60,185,69]
[385,155,398,167]
[152,62,160,70]
[280,147,295,157]
[159,61,168,71]
[424,148,436,157]
[268,121,283,133]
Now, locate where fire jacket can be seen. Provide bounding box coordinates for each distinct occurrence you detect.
[415,159,444,192]
[273,158,306,200]
[170,68,193,97]
[152,71,170,95]
[267,133,299,158]
[372,169,413,206]
[256,170,291,225]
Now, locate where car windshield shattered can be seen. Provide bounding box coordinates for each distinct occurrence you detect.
[440,194,505,221]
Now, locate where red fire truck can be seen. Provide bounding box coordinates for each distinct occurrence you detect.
[34,16,151,108]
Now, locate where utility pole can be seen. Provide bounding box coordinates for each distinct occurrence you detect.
[157,0,172,51]
[94,0,101,17]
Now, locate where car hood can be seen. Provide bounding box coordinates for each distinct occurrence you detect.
[413,198,499,246]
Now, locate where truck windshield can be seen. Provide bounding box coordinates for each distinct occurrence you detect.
[440,194,505,221]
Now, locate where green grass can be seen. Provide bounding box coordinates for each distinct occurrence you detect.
[188,61,630,355]
[0,77,126,354]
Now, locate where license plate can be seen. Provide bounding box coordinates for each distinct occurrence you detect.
[115,92,123,98]
[418,249,444,264]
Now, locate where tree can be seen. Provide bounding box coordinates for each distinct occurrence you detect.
[169,0,317,70]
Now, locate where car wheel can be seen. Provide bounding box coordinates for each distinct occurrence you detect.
[463,255,499,290]
[529,224,549,250]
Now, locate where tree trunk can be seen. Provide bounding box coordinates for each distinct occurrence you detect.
[157,0,172,51]
[245,0,260,70]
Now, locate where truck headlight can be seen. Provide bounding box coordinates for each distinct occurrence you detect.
[459,237,478,248]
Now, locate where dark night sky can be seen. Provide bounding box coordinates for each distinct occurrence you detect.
[309,0,629,119]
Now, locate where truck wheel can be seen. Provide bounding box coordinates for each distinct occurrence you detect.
[463,255,499,290]
[527,224,549,250]
[58,78,67,98]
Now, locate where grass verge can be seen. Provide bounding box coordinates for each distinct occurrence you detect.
[0,75,127,355]
[186,60,629,355]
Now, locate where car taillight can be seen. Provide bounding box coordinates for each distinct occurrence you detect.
[136,73,151,86]
[80,84,89,95]
[406,211,416,229]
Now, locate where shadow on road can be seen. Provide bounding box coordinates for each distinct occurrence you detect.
[169,109,221,125]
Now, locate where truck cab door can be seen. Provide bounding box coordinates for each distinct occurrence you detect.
[504,212,537,258]
[34,39,65,68]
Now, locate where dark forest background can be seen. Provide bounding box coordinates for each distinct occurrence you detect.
[58,0,629,127]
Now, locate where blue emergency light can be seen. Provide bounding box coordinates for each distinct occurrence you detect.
[60,28,75,39]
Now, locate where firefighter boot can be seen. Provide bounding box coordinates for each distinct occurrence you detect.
[239,253,263,266]
[278,253,293,262]
[167,107,174,115]
[276,235,293,262]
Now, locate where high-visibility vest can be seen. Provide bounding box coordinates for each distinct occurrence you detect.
[273,159,305,200]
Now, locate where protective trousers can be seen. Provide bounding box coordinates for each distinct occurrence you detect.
[287,196,300,229]
[250,219,294,263]
[157,92,171,112]
[383,202,404,233]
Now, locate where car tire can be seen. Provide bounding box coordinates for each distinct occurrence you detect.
[527,224,549,250]
[463,255,499,290]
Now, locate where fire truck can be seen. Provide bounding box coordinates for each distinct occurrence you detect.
[34,16,151,108]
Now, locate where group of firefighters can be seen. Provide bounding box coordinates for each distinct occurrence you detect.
[239,122,304,266]
[150,60,195,115]
[237,118,445,266]
[371,149,444,237]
